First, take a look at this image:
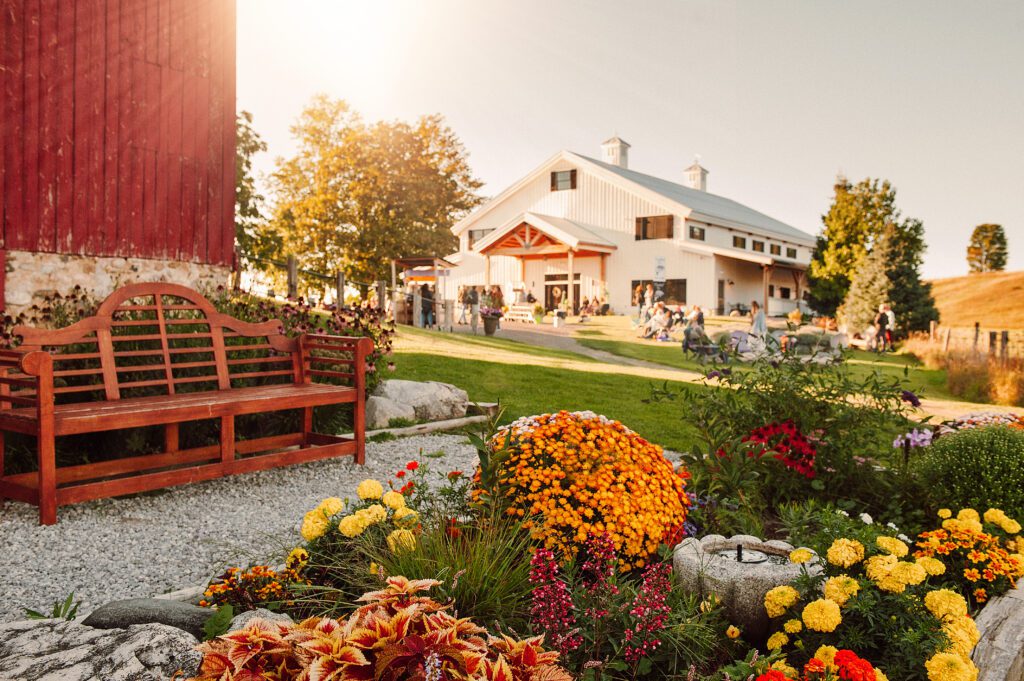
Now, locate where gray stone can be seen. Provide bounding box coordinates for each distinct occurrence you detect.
[973,582,1024,681]
[0,619,201,681]
[366,395,417,429]
[373,379,469,422]
[673,534,818,640]
[83,597,214,639]
[229,607,294,632]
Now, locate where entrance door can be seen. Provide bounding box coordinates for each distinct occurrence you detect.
[717,279,726,315]
[544,283,581,313]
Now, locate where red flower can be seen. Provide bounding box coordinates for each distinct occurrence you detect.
[754,671,788,681]
[395,470,406,479]
[399,481,415,495]
[447,470,463,480]
[406,461,419,471]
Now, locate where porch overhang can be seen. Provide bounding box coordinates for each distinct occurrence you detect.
[474,212,617,259]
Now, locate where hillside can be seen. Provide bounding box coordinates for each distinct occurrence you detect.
[929,270,1024,328]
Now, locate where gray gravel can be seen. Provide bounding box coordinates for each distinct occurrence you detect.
[0,434,476,622]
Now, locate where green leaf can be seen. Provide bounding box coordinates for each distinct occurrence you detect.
[202,604,235,641]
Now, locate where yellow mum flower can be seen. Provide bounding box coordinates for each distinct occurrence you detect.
[358,504,387,524]
[764,585,800,618]
[286,547,309,570]
[957,508,980,522]
[393,506,419,527]
[317,497,344,517]
[983,508,1007,524]
[876,536,909,557]
[726,625,740,639]
[917,556,947,576]
[814,645,839,671]
[337,514,365,538]
[937,508,952,519]
[891,560,927,586]
[826,538,865,568]
[766,631,789,650]
[802,598,842,632]
[1002,519,1022,535]
[300,510,329,541]
[925,652,978,681]
[789,548,814,564]
[783,618,803,633]
[387,528,417,554]
[865,554,898,582]
[823,575,860,606]
[356,479,384,500]
[924,589,968,620]
[381,490,406,510]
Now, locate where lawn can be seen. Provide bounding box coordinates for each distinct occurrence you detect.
[398,324,599,363]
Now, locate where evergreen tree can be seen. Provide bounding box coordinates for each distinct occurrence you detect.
[839,229,893,333]
[886,218,939,333]
[967,223,1008,272]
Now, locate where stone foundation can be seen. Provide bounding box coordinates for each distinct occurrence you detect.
[3,250,231,315]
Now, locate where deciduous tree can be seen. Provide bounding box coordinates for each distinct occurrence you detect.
[967,223,1008,273]
[235,111,277,264]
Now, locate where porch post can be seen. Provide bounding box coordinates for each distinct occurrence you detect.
[599,253,607,298]
[485,255,492,287]
[567,249,575,312]
[762,265,771,313]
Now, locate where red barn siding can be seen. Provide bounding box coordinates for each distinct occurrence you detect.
[0,0,236,265]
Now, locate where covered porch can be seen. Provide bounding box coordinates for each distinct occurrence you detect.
[473,212,617,313]
[712,250,807,316]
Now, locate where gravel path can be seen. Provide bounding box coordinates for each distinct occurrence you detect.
[0,434,476,622]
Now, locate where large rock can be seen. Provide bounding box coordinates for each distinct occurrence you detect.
[674,534,819,640]
[0,619,201,681]
[365,395,417,429]
[973,582,1024,681]
[82,597,214,639]
[229,607,295,632]
[372,380,469,423]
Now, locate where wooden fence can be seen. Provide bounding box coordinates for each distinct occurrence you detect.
[927,322,1024,360]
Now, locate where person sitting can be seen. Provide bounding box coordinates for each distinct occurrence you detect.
[637,304,670,339]
[598,297,610,316]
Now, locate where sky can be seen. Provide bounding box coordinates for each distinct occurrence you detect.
[236,0,1024,279]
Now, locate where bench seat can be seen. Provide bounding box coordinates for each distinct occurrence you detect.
[0,382,357,436]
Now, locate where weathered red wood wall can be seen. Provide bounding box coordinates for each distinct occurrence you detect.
[0,0,236,267]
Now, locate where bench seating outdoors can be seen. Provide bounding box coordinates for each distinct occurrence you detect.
[503,303,537,324]
[0,283,372,525]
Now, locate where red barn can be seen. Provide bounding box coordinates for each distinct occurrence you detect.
[0,0,237,312]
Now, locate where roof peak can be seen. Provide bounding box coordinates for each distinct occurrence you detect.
[601,135,630,147]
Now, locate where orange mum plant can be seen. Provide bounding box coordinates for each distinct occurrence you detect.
[476,410,690,569]
[188,576,570,681]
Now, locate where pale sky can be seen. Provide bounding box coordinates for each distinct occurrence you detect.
[237,0,1024,279]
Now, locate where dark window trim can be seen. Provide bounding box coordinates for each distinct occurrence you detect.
[770,244,781,255]
[689,224,706,241]
[635,215,674,240]
[786,247,798,258]
[752,240,765,253]
[550,169,577,191]
[733,236,747,249]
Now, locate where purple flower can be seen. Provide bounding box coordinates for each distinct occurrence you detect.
[901,390,922,408]
[706,370,722,380]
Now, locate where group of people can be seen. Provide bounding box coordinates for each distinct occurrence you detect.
[873,303,897,352]
[635,300,707,341]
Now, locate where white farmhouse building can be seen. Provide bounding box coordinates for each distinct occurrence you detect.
[446,138,816,316]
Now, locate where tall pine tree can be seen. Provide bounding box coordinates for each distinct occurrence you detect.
[839,229,893,333]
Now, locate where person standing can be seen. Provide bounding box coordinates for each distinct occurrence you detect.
[873,303,889,353]
[420,283,434,328]
[632,284,643,320]
[749,300,767,337]
[468,285,480,334]
[884,304,896,351]
[457,285,468,324]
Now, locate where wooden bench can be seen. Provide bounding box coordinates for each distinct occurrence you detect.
[0,283,372,525]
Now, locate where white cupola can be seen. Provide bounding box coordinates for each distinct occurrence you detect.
[600,136,630,169]
[684,157,708,192]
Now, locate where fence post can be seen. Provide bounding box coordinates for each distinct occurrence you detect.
[973,322,980,352]
[929,320,937,341]
[1001,330,1009,362]
[943,327,951,352]
[376,281,386,312]
[287,255,298,299]
[335,271,346,308]
[989,331,997,355]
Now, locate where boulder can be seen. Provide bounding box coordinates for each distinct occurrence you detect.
[365,395,417,429]
[82,597,214,639]
[372,380,469,423]
[229,607,295,632]
[973,582,1024,681]
[0,619,202,681]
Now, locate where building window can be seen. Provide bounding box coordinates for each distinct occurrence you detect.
[770,244,781,255]
[768,284,775,297]
[780,287,792,299]
[467,228,494,249]
[635,215,674,240]
[631,279,687,305]
[688,224,706,241]
[733,236,747,249]
[544,273,581,282]
[786,247,798,258]
[752,240,765,252]
[550,169,577,191]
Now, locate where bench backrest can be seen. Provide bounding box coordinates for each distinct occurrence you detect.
[13,283,299,402]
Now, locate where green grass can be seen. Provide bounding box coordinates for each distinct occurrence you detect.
[577,336,701,371]
[391,351,703,451]
[400,325,598,363]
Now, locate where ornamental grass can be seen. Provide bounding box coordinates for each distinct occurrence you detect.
[479,410,690,569]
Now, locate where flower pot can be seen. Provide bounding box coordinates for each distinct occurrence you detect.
[483,316,500,336]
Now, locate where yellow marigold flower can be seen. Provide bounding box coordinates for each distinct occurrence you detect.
[393,506,419,527]
[943,620,976,660]
[938,508,952,519]
[369,562,380,575]
[826,538,865,568]
[957,508,980,522]
[814,645,839,671]
[300,510,329,542]
[358,504,387,524]
[337,514,365,538]
[891,560,927,586]
[356,479,384,500]
[285,547,309,570]
[925,589,968,620]
[983,508,1007,525]
[802,598,842,632]
[766,631,789,650]
[925,652,978,681]
[823,575,860,606]
[865,554,898,581]
[876,536,909,557]
[772,660,798,679]
[764,585,800,618]
[917,556,947,576]
[783,618,803,633]
[1002,519,1022,535]
[317,497,344,517]
[789,548,814,564]
[381,490,406,510]
[726,625,740,639]
[387,528,417,554]
[874,669,890,681]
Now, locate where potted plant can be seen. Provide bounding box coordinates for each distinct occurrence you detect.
[533,303,545,324]
[480,295,503,336]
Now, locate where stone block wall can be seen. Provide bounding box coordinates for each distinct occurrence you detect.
[3,250,232,316]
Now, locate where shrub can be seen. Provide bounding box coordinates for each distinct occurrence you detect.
[912,426,1024,520]
[477,411,690,570]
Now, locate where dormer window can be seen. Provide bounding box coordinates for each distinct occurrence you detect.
[733,236,747,249]
[635,215,674,240]
[550,170,577,191]
[787,247,798,258]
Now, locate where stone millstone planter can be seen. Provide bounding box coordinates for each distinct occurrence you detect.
[972,581,1024,681]
[673,534,820,640]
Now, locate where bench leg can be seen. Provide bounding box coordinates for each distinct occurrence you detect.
[301,407,313,447]
[0,431,5,504]
[164,423,179,453]
[220,416,235,463]
[38,425,57,526]
[354,396,366,465]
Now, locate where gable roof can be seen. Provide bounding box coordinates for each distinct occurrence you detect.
[569,153,814,245]
[472,212,617,254]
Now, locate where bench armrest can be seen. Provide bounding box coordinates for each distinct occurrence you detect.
[0,349,54,413]
[298,334,375,392]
